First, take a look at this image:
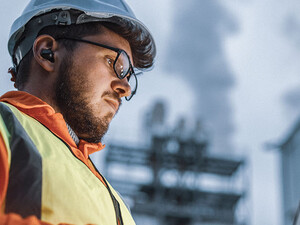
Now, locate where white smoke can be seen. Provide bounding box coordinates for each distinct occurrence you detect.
[164,0,238,153]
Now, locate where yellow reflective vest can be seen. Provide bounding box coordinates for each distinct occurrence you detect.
[0,91,135,225]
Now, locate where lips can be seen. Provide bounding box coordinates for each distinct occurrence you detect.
[104,98,119,112]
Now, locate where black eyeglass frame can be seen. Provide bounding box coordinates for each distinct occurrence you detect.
[56,37,138,101]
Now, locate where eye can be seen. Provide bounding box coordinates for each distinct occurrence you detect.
[106,56,114,68]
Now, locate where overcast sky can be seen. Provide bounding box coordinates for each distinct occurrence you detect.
[2,1,300,225]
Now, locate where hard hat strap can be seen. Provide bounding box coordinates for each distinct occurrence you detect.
[13,10,74,67]
[13,10,115,69]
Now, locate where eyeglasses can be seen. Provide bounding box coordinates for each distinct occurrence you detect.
[56,37,139,101]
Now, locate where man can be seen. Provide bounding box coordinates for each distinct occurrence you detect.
[0,0,156,224]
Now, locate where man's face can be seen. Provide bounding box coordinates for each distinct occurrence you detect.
[55,27,132,143]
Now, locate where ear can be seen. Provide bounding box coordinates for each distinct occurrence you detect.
[32,35,59,72]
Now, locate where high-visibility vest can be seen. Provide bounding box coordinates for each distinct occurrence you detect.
[0,102,135,225]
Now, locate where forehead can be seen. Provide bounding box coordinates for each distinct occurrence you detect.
[82,27,133,63]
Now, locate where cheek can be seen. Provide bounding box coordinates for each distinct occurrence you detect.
[87,79,110,104]
[87,70,114,98]
[71,56,113,100]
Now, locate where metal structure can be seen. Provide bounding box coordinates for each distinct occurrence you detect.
[275,118,300,225]
[105,102,246,225]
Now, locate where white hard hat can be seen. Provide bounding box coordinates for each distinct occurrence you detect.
[8,0,155,67]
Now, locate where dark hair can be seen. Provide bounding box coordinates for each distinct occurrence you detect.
[16,17,155,89]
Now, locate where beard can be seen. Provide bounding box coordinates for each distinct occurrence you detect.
[55,56,117,143]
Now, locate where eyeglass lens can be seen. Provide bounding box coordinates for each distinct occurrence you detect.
[114,51,130,79]
[114,51,137,100]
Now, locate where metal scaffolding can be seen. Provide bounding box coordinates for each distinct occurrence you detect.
[105,101,247,225]
[106,134,246,225]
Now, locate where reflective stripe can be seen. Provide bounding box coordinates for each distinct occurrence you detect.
[0,103,42,219]
[0,111,11,167]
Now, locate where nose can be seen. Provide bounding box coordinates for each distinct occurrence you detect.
[111,78,131,98]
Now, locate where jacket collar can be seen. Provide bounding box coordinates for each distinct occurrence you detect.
[0,91,105,158]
